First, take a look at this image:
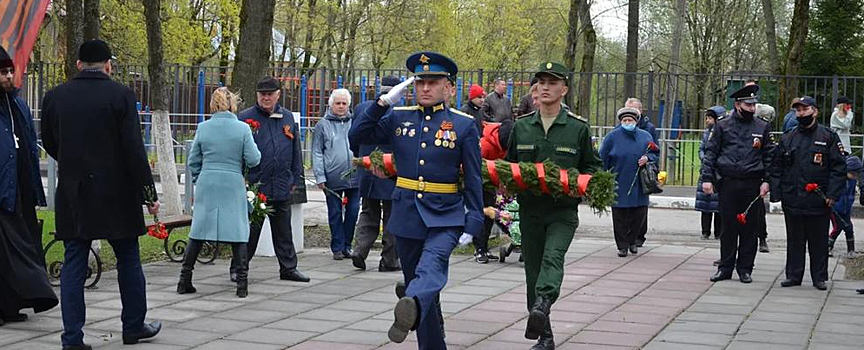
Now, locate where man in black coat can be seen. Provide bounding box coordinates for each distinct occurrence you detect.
[701,84,773,284]
[41,40,162,350]
[770,96,845,291]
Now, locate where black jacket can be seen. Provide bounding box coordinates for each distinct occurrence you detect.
[700,110,774,183]
[0,89,46,213]
[41,71,156,240]
[515,93,534,116]
[350,99,395,200]
[481,91,512,122]
[770,124,846,215]
[460,101,485,133]
[239,104,304,202]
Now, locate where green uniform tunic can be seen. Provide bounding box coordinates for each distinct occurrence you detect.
[505,107,602,310]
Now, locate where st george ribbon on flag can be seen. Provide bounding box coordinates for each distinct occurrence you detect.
[0,0,50,87]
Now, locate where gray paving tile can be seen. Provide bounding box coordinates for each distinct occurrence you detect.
[226,327,317,346]
[264,317,347,332]
[726,340,806,350]
[652,330,732,346]
[662,320,741,335]
[190,340,284,350]
[313,329,390,346]
[734,329,810,346]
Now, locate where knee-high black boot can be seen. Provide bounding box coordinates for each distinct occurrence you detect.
[177,239,204,294]
[233,243,249,298]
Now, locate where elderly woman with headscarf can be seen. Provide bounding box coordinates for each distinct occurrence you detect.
[600,107,659,257]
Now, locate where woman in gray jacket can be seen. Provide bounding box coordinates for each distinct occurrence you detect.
[313,88,360,260]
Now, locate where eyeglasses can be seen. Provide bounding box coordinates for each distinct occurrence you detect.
[0,68,14,76]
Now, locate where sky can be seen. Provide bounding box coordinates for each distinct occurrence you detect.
[592,0,630,41]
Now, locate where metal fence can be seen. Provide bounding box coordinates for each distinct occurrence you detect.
[21,62,864,186]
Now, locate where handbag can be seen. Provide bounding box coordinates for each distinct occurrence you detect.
[639,162,664,195]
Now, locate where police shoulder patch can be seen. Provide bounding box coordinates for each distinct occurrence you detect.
[394,105,421,111]
[449,108,474,119]
[567,111,588,123]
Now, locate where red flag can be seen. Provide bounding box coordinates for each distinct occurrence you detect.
[0,0,50,87]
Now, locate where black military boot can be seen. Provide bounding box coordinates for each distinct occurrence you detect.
[759,237,769,253]
[847,239,856,256]
[525,297,551,340]
[530,319,554,350]
[177,239,203,294]
[828,238,837,257]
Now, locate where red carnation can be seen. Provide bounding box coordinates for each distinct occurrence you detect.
[647,141,659,151]
[342,196,349,206]
[245,118,260,131]
[736,213,747,225]
[805,183,820,193]
[257,193,267,202]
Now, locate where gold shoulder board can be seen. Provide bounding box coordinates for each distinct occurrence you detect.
[449,108,474,119]
[394,105,421,111]
[567,111,588,123]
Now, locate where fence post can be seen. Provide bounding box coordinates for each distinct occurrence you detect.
[360,75,367,102]
[375,75,380,97]
[338,75,343,89]
[400,75,406,106]
[478,69,484,87]
[184,140,194,215]
[832,75,839,106]
[300,75,308,143]
[197,69,205,123]
[646,69,655,115]
[456,77,463,108]
[47,157,56,210]
[507,79,513,101]
[172,64,180,114]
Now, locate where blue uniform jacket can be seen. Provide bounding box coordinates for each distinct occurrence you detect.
[349,101,484,239]
[350,99,396,200]
[600,126,658,208]
[0,90,46,213]
[834,178,857,215]
[239,104,304,202]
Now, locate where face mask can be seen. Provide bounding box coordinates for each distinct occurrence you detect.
[621,123,636,131]
[739,108,755,120]
[797,114,815,127]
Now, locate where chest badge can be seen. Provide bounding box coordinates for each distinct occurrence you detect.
[283,125,294,139]
[814,153,823,165]
[838,142,846,154]
[752,137,761,149]
[395,127,402,136]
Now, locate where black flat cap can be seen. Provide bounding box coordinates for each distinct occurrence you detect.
[381,76,401,87]
[837,96,852,104]
[256,77,281,92]
[78,39,112,63]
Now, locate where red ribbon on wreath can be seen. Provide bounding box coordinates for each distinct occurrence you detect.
[486,160,500,186]
[362,156,372,170]
[577,174,592,197]
[560,169,570,195]
[511,162,528,190]
[383,153,396,176]
[536,163,549,194]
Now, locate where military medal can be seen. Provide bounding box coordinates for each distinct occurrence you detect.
[838,142,846,154]
[395,127,402,136]
[752,137,761,149]
[438,121,454,148]
[814,153,823,165]
[408,129,416,137]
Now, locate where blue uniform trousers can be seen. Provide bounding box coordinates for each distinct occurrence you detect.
[61,238,146,346]
[396,228,459,350]
[325,188,361,254]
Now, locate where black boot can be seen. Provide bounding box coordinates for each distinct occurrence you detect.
[759,237,769,253]
[530,319,555,350]
[234,243,249,298]
[847,239,856,256]
[177,239,203,294]
[525,296,551,340]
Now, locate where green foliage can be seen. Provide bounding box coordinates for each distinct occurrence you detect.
[801,0,864,76]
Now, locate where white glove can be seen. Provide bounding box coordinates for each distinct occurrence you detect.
[458,233,473,247]
[379,76,415,106]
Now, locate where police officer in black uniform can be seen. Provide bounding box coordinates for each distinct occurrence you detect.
[701,84,773,284]
[770,96,845,291]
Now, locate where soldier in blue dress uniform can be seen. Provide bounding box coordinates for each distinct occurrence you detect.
[350,51,483,349]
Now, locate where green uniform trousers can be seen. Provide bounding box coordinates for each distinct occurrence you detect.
[520,206,578,310]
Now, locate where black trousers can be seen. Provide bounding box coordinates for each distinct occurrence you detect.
[186,239,247,283]
[636,209,648,244]
[717,179,760,274]
[756,198,768,240]
[352,198,400,269]
[783,213,829,284]
[473,190,496,253]
[231,200,298,276]
[612,206,648,250]
[701,212,722,238]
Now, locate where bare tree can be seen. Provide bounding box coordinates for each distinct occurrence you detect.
[662,0,686,176]
[232,0,277,107]
[761,0,781,75]
[564,0,580,108]
[83,0,100,40]
[64,0,84,80]
[624,0,639,98]
[143,0,183,216]
[779,0,810,107]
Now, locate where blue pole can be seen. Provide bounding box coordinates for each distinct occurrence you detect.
[375,76,381,97]
[360,76,367,102]
[197,69,205,123]
[337,75,343,89]
[400,75,406,106]
[301,75,308,143]
[456,77,463,108]
[507,79,513,101]
[144,105,152,152]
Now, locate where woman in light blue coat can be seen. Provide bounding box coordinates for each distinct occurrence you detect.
[177,87,261,298]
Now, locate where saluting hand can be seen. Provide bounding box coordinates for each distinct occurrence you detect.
[378,77,415,107]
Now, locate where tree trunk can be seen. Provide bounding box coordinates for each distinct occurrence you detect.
[143,0,182,216]
[64,0,84,81]
[624,0,639,98]
[662,0,687,177]
[563,0,579,108]
[761,0,781,75]
[232,0,277,108]
[83,0,100,40]
[780,0,810,108]
[576,0,595,119]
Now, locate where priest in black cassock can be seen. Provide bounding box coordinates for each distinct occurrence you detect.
[0,45,58,326]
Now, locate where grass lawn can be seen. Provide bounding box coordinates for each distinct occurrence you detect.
[665,138,702,186]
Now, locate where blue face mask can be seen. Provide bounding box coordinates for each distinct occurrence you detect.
[621,123,636,132]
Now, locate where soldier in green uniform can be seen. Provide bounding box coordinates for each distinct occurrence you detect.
[504,62,602,350]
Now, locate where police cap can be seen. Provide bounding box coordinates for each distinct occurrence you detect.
[730,84,759,104]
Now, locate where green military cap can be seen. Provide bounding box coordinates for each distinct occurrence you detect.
[535,61,568,80]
